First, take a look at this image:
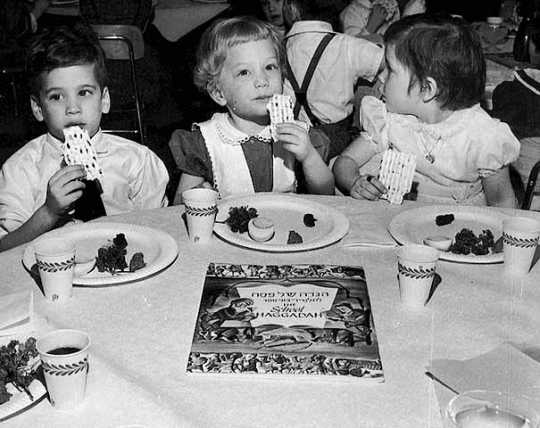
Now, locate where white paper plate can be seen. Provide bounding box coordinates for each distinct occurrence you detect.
[388,205,508,263]
[23,222,178,287]
[0,379,47,423]
[214,194,349,252]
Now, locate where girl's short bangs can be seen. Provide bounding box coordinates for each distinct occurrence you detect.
[213,20,280,51]
[194,17,283,92]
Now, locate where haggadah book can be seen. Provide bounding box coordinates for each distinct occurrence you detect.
[186,263,384,381]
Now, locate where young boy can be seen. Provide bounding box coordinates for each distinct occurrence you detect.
[282,0,384,159]
[0,25,169,251]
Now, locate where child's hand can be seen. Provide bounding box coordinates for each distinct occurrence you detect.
[350,174,387,200]
[275,122,315,163]
[45,165,86,219]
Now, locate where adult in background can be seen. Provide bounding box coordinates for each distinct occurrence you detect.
[79,0,181,130]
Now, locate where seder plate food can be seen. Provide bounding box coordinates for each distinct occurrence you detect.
[388,205,508,264]
[0,332,47,423]
[213,194,350,252]
[23,222,178,287]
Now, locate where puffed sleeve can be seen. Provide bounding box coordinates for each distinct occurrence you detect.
[359,95,389,153]
[168,128,212,183]
[470,119,520,178]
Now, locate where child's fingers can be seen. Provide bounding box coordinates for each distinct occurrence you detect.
[366,175,387,194]
[351,175,385,200]
[276,122,305,133]
[51,165,86,185]
[275,123,308,144]
[62,177,86,195]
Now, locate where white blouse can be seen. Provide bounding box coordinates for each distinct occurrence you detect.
[358,96,520,204]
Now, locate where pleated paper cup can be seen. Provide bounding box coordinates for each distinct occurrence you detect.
[503,217,540,276]
[34,238,75,302]
[397,244,439,308]
[182,188,218,244]
[37,329,90,410]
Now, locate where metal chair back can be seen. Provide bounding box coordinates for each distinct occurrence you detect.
[92,24,145,145]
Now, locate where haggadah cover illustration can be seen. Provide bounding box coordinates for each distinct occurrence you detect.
[186,263,384,381]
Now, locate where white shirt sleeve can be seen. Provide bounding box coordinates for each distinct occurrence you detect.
[359,96,390,152]
[0,153,42,237]
[470,119,521,177]
[129,147,169,209]
[348,37,384,84]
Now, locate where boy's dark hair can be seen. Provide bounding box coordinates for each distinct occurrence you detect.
[26,24,107,97]
[384,14,485,110]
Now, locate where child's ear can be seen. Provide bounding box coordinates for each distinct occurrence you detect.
[421,77,438,103]
[30,96,44,122]
[101,86,111,114]
[208,84,227,107]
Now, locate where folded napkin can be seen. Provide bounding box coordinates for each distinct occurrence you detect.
[426,344,540,425]
[340,211,397,248]
[0,289,33,336]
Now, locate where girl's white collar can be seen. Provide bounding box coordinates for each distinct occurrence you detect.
[213,113,272,146]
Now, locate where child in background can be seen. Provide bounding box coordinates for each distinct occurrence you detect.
[340,0,400,40]
[340,0,426,41]
[0,25,169,252]
[168,17,334,202]
[259,0,286,36]
[333,14,520,207]
[282,0,384,159]
[492,31,540,210]
[0,0,50,47]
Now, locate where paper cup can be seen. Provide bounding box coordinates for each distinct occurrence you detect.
[37,329,90,410]
[503,217,540,276]
[447,390,540,428]
[34,238,75,302]
[182,188,218,244]
[397,244,439,308]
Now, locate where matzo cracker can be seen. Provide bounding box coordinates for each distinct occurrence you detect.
[378,149,416,204]
[267,94,294,140]
[63,126,103,180]
[266,94,310,141]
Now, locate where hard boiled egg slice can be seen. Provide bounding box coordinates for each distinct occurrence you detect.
[423,235,452,251]
[248,217,275,242]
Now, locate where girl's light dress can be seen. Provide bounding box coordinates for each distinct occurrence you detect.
[358,96,520,205]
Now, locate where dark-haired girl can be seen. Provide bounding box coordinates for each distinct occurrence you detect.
[334,14,520,207]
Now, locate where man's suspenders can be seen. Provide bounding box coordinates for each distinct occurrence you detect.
[285,32,336,125]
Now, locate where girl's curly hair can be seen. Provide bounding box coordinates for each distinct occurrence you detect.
[193,16,284,94]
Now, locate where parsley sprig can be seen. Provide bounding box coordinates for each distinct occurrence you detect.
[94,233,146,274]
[224,206,258,233]
[0,338,40,405]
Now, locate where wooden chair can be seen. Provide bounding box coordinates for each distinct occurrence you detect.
[91,24,145,145]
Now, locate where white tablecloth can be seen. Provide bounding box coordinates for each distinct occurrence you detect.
[2,196,540,427]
